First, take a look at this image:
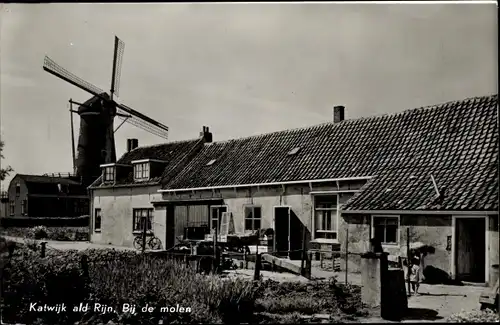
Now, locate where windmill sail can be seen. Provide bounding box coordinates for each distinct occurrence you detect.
[43,35,169,186]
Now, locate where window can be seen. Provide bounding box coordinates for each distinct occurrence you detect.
[9,201,15,216]
[21,200,27,215]
[94,209,102,232]
[372,216,399,245]
[244,206,261,231]
[210,206,228,231]
[134,163,150,181]
[15,183,20,197]
[314,195,338,240]
[103,167,115,183]
[133,208,153,232]
[206,159,216,166]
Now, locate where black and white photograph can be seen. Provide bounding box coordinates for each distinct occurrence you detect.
[0,1,498,324]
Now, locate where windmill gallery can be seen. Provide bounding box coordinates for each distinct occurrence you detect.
[4,35,170,220]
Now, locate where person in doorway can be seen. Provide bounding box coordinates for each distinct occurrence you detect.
[410,256,421,295]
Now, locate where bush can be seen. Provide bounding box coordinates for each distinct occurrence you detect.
[2,247,259,324]
[30,226,48,239]
[446,309,499,323]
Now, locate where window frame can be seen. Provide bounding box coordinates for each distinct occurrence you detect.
[21,199,27,216]
[312,194,340,240]
[371,215,401,246]
[210,205,229,232]
[134,162,150,181]
[94,208,102,232]
[103,166,116,183]
[244,205,262,232]
[9,200,15,216]
[132,208,154,234]
[15,182,20,197]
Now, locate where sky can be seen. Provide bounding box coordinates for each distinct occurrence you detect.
[0,2,497,189]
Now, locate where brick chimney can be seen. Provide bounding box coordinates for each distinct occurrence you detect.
[200,126,213,143]
[333,106,345,123]
[127,138,139,152]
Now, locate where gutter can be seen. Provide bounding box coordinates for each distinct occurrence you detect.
[158,176,373,193]
[341,209,498,216]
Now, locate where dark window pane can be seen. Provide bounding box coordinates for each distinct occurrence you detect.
[245,207,252,219]
[254,219,261,230]
[385,225,397,243]
[245,219,253,231]
[254,207,261,219]
[374,225,385,243]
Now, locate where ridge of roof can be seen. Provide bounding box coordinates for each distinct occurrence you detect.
[126,137,203,153]
[205,94,498,146]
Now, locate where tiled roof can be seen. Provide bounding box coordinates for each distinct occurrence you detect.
[16,174,81,185]
[162,95,498,211]
[89,138,203,188]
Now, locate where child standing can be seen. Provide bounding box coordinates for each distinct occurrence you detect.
[410,257,421,295]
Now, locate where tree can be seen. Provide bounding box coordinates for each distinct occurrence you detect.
[0,140,13,181]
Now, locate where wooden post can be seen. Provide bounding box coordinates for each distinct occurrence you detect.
[142,216,147,253]
[243,248,248,269]
[254,253,261,281]
[345,226,349,285]
[40,242,47,258]
[407,227,411,296]
[300,226,306,275]
[213,225,218,273]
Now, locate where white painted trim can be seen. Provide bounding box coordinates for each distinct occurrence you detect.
[242,204,262,232]
[273,205,292,256]
[451,215,489,283]
[343,209,498,216]
[309,190,359,195]
[131,159,168,164]
[158,176,373,193]
[99,163,131,168]
[371,215,401,246]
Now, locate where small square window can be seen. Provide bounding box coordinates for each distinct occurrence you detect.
[103,167,115,183]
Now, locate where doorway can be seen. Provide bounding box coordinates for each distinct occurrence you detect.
[274,207,290,258]
[455,217,486,283]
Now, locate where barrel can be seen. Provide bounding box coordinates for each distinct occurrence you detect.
[489,264,499,288]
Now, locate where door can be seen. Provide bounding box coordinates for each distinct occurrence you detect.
[289,210,305,260]
[165,205,176,250]
[456,217,486,282]
[274,207,290,258]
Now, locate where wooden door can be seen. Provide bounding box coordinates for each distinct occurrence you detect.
[456,218,485,282]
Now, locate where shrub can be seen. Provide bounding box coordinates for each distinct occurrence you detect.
[29,226,49,239]
[446,309,499,323]
[2,247,259,324]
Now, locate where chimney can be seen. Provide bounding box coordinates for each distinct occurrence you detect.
[127,138,139,152]
[199,126,213,143]
[333,106,345,123]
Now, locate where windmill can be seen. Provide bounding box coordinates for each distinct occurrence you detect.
[43,36,169,186]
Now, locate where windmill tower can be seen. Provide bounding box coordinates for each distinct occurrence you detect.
[43,36,170,186]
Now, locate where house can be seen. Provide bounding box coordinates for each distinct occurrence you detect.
[88,128,213,247]
[90,94,498,284]
[7,174,89,218]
